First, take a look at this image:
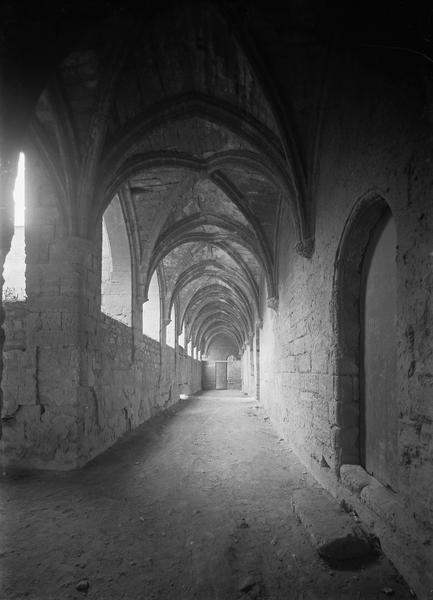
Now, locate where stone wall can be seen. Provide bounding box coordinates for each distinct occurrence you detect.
[1,301,201,470]
[77,316,201,465]
[256,52,433,596]
[227,360,241,389]
[2,302,35,423]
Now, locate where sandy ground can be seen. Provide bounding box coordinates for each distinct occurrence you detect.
[0,391,413,599]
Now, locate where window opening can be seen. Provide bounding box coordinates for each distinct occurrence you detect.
[101,196,132,325]
[142,271,160,341]
[3,153,26,301]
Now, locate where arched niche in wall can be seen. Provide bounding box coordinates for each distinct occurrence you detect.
[101,195,132,325]
[143,271,160,341]
[333,193,398,487]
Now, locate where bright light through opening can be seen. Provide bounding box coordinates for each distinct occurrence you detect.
[14,153,25,226]
[2,152,26,301]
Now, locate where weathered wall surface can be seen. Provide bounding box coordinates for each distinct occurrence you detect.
[2,305,201,468]
[2,302,35,423]
[257,52,433,596]
[77,317,201,465]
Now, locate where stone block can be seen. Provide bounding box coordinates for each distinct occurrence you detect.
[340,464,373,493]
[29,329,77,347]
[359,478,400,529]
[61,311,80,332]
[60,272,81,295]
[331,424,358,454]
[335,401,359,428]
[41,312,62,330]
[13,318,25,330]
[27,240,50,263]
[291,336,306,355]
[333,375,354,403]
[292,488,372,560]
[312,341,330,374]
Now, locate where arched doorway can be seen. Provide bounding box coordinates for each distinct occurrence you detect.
[333,195,398,490]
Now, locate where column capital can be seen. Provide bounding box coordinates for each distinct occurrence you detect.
[267,296,278,311]
[295,236,315,259]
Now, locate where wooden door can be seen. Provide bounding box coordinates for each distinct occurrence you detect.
[362,213,398,490]
[202,361,216,390]
[215,362,228,390]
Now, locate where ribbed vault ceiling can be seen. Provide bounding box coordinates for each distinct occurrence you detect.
[29,1,310,356]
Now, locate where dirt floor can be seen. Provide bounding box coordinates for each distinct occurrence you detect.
[0,391,414,600]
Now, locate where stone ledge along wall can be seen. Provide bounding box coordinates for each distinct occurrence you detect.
[0,152,201,471]
[257,52,433,597]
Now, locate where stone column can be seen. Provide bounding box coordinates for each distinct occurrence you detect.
[254,322,261,401]
[249,333,255,396]
[2,151,101,469]
[160,317,169,347]
[241,342,249,394]
[159,317,171,405]
[3,231,99,469]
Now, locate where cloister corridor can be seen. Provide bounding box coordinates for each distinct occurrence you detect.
[0,391,411,600]
[1,2,433,599]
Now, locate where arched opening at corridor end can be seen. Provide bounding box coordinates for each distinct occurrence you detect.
[202,333,241,391]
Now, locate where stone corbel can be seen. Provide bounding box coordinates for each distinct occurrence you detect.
[162,318,171,327]
[267,296,279,311]
[295,236,315,259]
